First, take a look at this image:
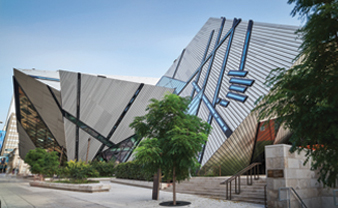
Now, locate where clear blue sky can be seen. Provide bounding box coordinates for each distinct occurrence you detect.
[0,0,302,129]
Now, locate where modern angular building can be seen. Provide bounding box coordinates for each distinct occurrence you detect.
[13,69,173,163]
[13,17,301,175]
[156,17,301,175]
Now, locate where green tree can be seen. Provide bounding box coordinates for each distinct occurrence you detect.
[254,0,338,187]
[130,93,211,205]
[24,148,59,180]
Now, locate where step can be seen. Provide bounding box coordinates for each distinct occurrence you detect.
[229,196,266,205]
[163,176,267,205]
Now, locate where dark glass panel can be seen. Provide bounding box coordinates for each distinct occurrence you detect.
[95,135,140,163]
[17,85,66,158]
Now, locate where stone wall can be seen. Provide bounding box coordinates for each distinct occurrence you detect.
[265,144,336,208]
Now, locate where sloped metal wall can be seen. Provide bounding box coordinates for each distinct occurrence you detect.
[158,17,301,174]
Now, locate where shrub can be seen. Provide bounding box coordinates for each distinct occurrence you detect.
[90,160,115,177]
[115,161,153,181]
[65,160,99,182]
[24,148,59,179]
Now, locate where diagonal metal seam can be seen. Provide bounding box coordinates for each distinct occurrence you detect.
[47,86,64,115]
[50,73,116,158]
[63,111,116,148]
[106,83,144,140]
[47,85,117,151]
[172,49,186,79]
[94,83,145,160]
[12,76,66,156]
[191,29,215,98]
[194,18,234,117]
[201,20,253,165]
[193,81,233,164]
[176,18,242,96]
[208,19,238,124]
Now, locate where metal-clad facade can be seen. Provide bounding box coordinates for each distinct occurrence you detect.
[158,17,300,173]
[13,16,299,173]
[111,84,173,144]
[79,73,140,137]
[17,119,36,159]
[63,119,76,161]
[58,71,173,161]
[59,71,78,116]
[14,69,66,149]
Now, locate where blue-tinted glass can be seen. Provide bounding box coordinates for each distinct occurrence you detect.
[228,70,248,77]
[29,75,60,82]
[229,78,254,86]
[219,100,229,107]
[229,85,247,93]
[226,92,247,102]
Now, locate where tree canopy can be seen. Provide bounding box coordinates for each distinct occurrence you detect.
[254,0,338,187]
[24,148,59,178]
[130,93,211,204]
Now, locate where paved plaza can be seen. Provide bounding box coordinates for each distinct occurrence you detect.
[0,174,264,208]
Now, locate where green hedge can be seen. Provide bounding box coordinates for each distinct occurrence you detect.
[90,161,115,177]
[115,161,153,181]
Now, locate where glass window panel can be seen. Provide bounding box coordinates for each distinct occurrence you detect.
[17,85,66,159]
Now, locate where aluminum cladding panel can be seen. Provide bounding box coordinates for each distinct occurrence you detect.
[202,112,258,174]
[110,84,174,144]
[59,71,78,116]
[77,128,102,162]
[160,17,301,170]
[14,69,66,148]
[80,73,140,138]
[64,119,76,161]
[17,121,36,159]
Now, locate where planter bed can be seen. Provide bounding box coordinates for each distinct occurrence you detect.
[29,181,111,193]
[110,178,171,190]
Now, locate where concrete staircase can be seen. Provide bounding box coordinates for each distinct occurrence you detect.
[163,175,266,205]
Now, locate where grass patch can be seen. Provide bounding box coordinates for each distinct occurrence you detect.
[53,180,100,184]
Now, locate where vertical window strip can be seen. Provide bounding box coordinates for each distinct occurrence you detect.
[75,73,81,161]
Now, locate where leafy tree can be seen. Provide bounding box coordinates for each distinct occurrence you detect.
[130,93,211,205]
[24,148,59,180]
[254,0,338,187]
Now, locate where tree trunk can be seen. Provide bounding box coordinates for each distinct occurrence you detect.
[152,168,161,200]
[173,166,176,205]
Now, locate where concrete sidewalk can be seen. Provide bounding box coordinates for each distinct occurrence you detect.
[0,174,265,208]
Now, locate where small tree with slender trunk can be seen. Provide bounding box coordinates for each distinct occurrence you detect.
[130,93,211,205]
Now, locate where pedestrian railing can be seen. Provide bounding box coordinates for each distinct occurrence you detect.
[220,162,261,200]
[279,187,307,208]
[333,189,338,206]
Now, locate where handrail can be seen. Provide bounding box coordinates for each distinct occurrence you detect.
[334,189,338,206]
[264,184,267,208]
[279,187,308,208]
[220,162,261,200]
